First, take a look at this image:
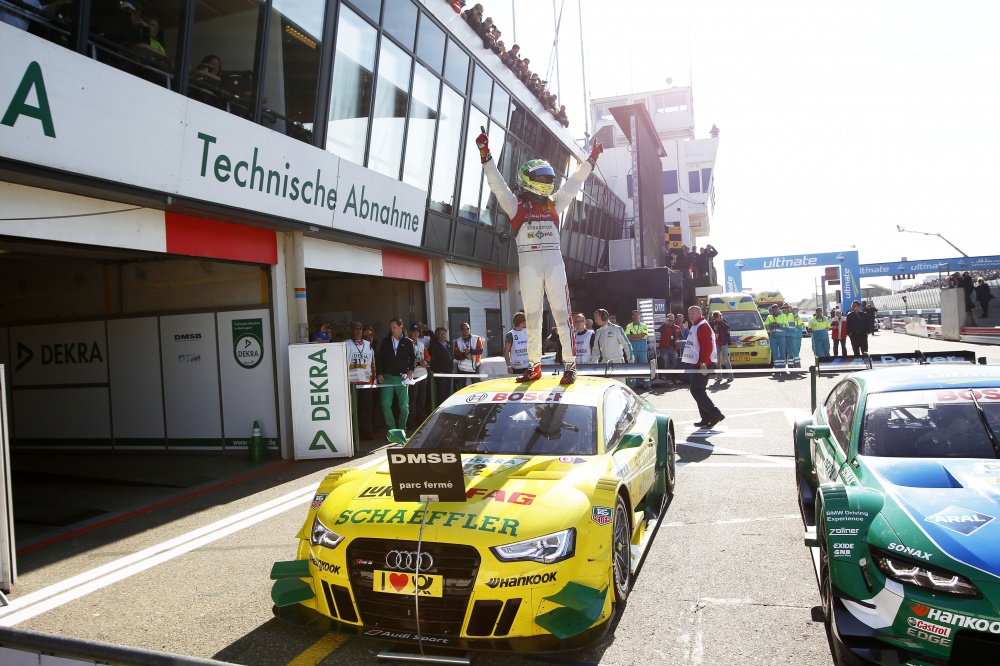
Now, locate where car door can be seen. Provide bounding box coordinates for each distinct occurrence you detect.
[606,386,657,506]
[815,380,859,485]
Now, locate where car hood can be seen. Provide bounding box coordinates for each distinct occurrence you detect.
[316,453,608,544]
[866,457,1000,578]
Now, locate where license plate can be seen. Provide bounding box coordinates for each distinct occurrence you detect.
[732,354,751,361]
[373,570,444,597]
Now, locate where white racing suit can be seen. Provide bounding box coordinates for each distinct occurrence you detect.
[482,158,594,369]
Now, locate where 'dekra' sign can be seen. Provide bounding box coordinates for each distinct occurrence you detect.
[386,449,467,503]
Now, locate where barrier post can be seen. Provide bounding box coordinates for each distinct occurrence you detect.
[810,365,818,412]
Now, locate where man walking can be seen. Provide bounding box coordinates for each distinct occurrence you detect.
[376,318,416,433]
[624,309,650,389]
[845,301,869,355]
[684,306,725,429]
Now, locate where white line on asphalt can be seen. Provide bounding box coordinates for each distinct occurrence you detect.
[679,440,794,467]
[674,407,794,426]
[677,462,791,468]
[663,514,799,528]
[0,455,386,626]
[682,428,763,438]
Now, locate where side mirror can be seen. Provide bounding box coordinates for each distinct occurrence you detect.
[386,429,407,446]
[617,432,645,451]
[805,425,831,439]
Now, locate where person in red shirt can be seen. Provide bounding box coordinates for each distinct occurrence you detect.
[829,308,848,358]
[683,306,725,429]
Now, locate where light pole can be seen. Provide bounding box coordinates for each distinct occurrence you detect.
[896,225,969,257]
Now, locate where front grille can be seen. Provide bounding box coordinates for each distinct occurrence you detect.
[347,538,481,636]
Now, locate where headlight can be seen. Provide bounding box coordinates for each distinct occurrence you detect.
[870,547,980,598]
[310,516,345,550]
[491,528,576,564]
[758,339,768,346]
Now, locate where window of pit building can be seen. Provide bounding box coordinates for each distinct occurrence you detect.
[382,0,416,50]
[347,0,380,23]
[663,170,678,195]
[368,38,412,179]
[701,167,712,192]
[458,106,490,223]
[443,38,469,91]
[415,12,445,74]
[184,0,260,119]
[429,84,464,215]
[84,0,183,93]
[326,5,376,166]
[259,0,327,144]
[402,63,440,192]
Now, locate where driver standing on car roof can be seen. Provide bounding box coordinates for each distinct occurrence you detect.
[476,128,603,385]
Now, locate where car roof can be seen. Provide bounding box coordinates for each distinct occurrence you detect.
[855,364,1000,394]
[450,376,614,403]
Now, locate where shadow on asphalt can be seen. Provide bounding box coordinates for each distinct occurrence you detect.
[13,443,388,575]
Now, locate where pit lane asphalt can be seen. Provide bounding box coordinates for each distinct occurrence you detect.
[7,335,1000,665]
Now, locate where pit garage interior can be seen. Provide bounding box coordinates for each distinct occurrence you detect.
[0,235,287,553]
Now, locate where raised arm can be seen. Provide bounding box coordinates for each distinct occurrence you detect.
[476,130,518,217]
[552,142,602,213]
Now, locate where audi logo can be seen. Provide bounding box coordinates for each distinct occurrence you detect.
[385,550,434,572]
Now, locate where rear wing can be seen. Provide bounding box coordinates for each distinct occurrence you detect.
[810,350,984,411]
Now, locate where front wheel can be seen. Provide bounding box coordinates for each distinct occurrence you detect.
[611,494,632,604]
[663,429,676,496]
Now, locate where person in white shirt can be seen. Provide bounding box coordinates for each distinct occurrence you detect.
[591,308,634,366]
[573,313,594,364]
[406,324,428,428]
[346,321,376,439]
[503,312,530,374]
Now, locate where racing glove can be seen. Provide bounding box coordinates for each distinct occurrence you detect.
[587,141,603,167]
[475,130,492,164]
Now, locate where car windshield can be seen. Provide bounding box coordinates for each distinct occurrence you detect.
[860,388,1000,458]
[719,311,763,331]
[406,400,598,456]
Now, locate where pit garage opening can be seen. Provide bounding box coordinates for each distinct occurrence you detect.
[0,236,282,551]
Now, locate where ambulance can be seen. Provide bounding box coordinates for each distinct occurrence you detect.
[706,292,772,368]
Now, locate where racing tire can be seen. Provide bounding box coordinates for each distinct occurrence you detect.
[817,515,849,666]
[663,428,676,497]
[611,493,632,604]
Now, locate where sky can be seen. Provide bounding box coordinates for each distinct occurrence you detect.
[478,0,1000,301]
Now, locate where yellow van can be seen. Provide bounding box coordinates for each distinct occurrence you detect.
[706,292,772,367]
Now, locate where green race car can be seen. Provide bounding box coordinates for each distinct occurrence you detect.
[795,353,1000,665]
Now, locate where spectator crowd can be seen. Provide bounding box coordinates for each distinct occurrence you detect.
[667,244,718,280]
[448,1,570,127]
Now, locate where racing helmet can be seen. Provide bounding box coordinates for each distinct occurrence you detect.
[517,159,556,196]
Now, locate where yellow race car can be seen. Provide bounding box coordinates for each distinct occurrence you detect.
[271,376,676,652]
